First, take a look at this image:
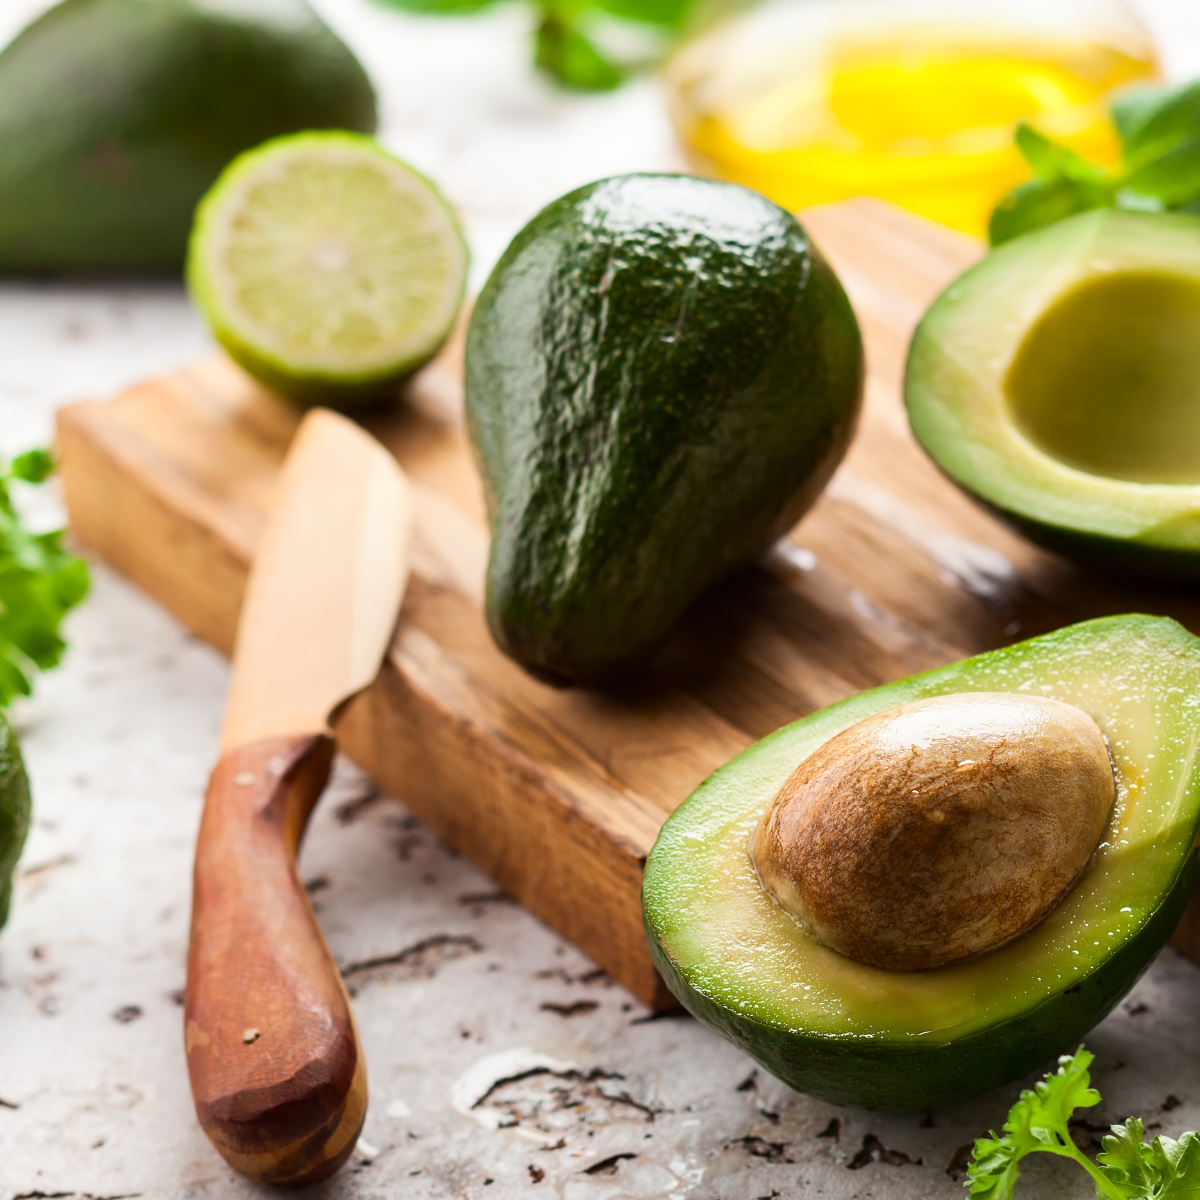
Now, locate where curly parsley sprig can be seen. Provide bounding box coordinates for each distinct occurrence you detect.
[966,1046,1200,1200]
[0,449,89,706]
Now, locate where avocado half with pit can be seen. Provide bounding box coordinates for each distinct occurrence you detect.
[642,615,1200,1111]
[906,209,1200,579]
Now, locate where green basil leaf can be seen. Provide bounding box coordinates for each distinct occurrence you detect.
[10,449,53,484]
[373,0,501,15]
[1111,82,1175,145]
[1117,79,1200,202]
[988,174,1115,246]
[1014,122,1108,184]
[591,0,694,30]
[1114,187,1168,212]
[1124,138,1200,206]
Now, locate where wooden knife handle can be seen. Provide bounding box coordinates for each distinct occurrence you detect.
[184,734,366,1187]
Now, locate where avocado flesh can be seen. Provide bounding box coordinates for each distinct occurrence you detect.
[1006,271,1200,486]
[0,0,376,274]
[465,174,863,687]
[905,209,1200,578]
[643,615,1200,1111]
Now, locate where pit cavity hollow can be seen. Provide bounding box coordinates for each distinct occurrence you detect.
[1005,270,1200,485]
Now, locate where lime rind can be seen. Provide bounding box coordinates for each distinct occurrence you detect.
[188,131,467,409]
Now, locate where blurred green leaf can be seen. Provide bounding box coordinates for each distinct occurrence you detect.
[1124,137,1200,205]
[371,0,698,88]
[10,449,53,485]
[1014,121,1109,185]
[988,122,1115,245]
[988,175,1114,246]
[374,0,501,15]
[535,12,625,90]
[591,0,694,30]
[1117,80,1200,166]
[1111,83,1173,145]
[0,450,90,706]
[1113,187,1167,212]
[989,79,1200,244]
[1111,80,1200,205]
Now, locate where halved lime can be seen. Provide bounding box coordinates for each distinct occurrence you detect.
[187,132,468,409]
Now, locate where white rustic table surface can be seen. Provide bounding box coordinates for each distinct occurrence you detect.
[2,1,1200,1197]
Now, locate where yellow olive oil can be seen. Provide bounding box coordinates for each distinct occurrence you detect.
[667,11,1157,235]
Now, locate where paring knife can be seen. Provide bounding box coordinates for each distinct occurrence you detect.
[184,408,412,1187]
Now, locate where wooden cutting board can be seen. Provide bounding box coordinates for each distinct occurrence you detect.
[55,197,1200,1007]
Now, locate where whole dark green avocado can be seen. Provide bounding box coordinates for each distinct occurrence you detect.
[0,0,377,273]
[465,174,863,687]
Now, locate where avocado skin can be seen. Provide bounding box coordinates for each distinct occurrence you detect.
[648,855,1195,1111]
[992,510,1200,584]
[0,0,376,274]
[465,174,863,687]
[915,449,1200,585]
[0,717,31,931]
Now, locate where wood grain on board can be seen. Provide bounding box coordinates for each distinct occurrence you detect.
[56,197,1200,1006]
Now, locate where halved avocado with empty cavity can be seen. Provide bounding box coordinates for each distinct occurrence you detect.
[905,209,1200,579]
[642,615,1200,1111]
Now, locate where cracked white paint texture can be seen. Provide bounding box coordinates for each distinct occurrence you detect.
[0,0,1199,1196]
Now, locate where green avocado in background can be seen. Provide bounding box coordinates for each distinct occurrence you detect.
[0,0,377,274]
[465,173,864,688]
[0,717,31,931]
[643,615,1200,1111]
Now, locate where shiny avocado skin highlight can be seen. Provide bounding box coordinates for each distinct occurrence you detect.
[0,0,377,274]
[465,174,864,687]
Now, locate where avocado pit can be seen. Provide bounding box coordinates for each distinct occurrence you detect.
[749,692,1114,972]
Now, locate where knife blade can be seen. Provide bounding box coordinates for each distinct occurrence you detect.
[183,407,412,1188]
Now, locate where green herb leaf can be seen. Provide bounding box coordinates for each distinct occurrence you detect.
[1114,187,1168,212]
[534,10,625,90]
[371,0,696,87]
[1098,1122,1200,1199]
[965,1048,1126,1199]
[987,123,1116,245]
[988,175,1114,246]
[591,0,693,30]
[1124,143,1200,207]
[1117,80,1200,166]
[372,0,501,15]
[10,449,54,485]
[1147,1131,1200,1198]
[990,78,1200,243]
[1110,80,1200,206]
[1097,1118,1160,1198]
[0,451,89,706]
[1111,83,1174,145]
[1014,122,1108,185]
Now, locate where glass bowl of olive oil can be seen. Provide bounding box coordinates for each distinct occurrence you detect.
[665,0,1157,235]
